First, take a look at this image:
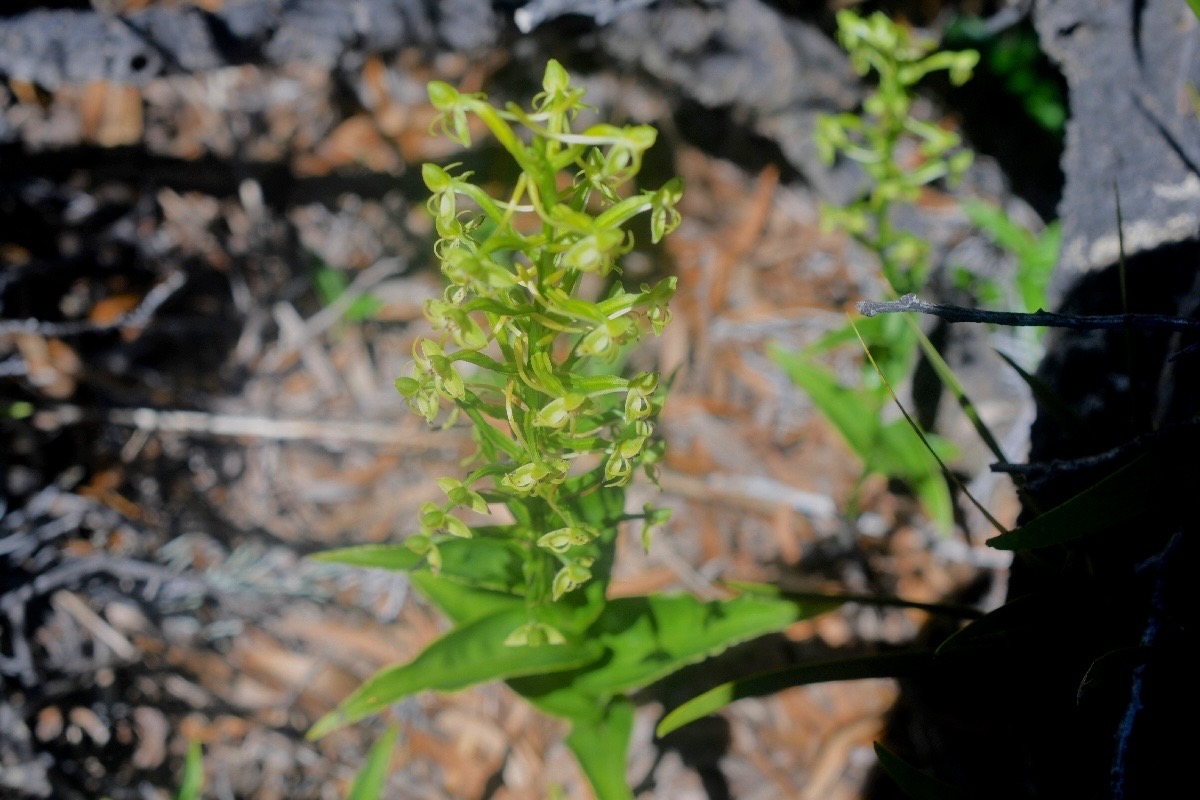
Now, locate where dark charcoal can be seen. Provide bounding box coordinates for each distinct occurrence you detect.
[0,0,495,90]
[598,0,863,201]
[1034,0,1200,300]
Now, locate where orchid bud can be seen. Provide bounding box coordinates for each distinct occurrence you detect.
[537,526,594,553]
[649,177,684,243]
[551,557,594,600]
[534,392,587,429]
[501,462,545,495]
[436,478,489,514]
[504,621,566,647]
[604,450,632,486]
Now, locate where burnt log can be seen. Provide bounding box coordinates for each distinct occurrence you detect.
[0,0,497,90]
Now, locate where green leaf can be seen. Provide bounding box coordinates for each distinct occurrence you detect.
[851,320,1008,536]
[314,266,349,306]
[986,452,1171,550]
[800,316,889,355]
[512,592,840,719]
[771,335,956,531]
[870,421,955,533]
[175,740,203,800]
[873,742,972,800]
[449,348,517,375]
[310,544,424,571]
[564,698,636,800]
[532,482,626,635]
[1188,0,1200,21]
[962,199,1032,257]
[656,651,930,737]
[346,726,398,800]
[963,200,1059,314]
[411,571,525,625]
[904,316,1006,463]
[769,344,882,459]
[913,472,954,535]
[308,609,605,739]
[722,580,982,620]
[873,420,957,480]
[314,266,383,322]
[313,536,527,595]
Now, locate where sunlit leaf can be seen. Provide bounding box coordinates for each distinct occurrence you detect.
[308,609,605,739]
[512,592,841,719]
[904,316,1005,462]
[565,698,636,800]
[175,741,203,800]
[312,536,527,595]
[851,320,1007,536]
[345,726,398,800]
[768,344,882,458]
[411,571,525,625]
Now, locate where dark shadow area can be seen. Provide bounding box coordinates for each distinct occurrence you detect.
[865,243,1200,799]
[641,632,890,800]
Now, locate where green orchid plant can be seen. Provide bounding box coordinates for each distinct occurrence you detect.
[306,61,837,799]
[772,10,979,531]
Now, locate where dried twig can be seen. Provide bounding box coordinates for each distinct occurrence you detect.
[0,355,28,377]
[658,469,837,522]
[32,403,448,447]
[991,419,1200,489]
[259,257,405,373]
[857,294,1200,333]
[0,272,187,337]
[513,0,656,32]
[51,590,138,662]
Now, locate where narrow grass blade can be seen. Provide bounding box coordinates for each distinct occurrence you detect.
[903,316,1005,463]
[657,651,931,737]
[850,318,1009,536]
[175,741,203,800]
[873,742,972,800]
[346,726,399,800]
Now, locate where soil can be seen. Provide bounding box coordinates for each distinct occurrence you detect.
[2,2,1063,798]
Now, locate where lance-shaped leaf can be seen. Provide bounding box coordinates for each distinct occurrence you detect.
[308,609,604,739]
[986,452,1173,551]
[512,592,842,720]
[564,697,636,800]
[411,571,525,625]
[311,535,527,595]
[346,726,399,800]
[175,740,203,800]
[657,650,930,737]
